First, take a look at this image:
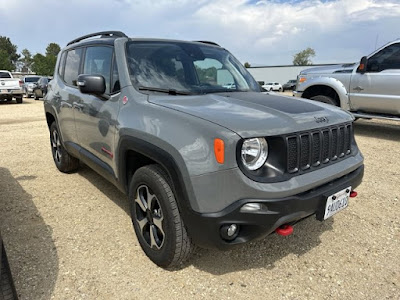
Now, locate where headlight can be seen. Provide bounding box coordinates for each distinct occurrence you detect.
[241,138,268,170]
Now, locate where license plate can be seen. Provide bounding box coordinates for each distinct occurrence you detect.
[324,186,351,220]
[1,89,8,93]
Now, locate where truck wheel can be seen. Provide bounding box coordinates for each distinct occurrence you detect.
[49,122,79,173]
[129,165,194,268]
[310,95,338,106]
[15,96,23,104]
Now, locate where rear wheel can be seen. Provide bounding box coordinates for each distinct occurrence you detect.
[310,95,338,106]
[129,165,194,268]
[49,122,79,173]
[15,96,22,104]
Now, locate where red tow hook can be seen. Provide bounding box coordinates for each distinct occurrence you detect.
[350,191,358,198]
[275,224,294,236]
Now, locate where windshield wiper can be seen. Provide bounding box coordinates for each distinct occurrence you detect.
[138,86,192,95]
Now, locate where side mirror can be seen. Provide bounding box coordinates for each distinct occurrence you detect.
[357,56,368,74]
[77,74,106,95]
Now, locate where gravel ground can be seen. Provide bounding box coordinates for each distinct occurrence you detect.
[0,97,399,300]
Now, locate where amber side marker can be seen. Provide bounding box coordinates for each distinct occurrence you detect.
[214,138,225,164]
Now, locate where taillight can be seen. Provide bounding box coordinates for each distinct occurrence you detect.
[19,80,23,87]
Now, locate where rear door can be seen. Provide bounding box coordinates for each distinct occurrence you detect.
[54,48,83,155]
[349,42,400,115]
[73,45,121,175]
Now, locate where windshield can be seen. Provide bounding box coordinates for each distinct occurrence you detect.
[25,77,40,83]
[126,41,260,95]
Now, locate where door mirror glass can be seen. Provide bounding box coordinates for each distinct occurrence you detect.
[77,74,106,95]
[357,56,368,74]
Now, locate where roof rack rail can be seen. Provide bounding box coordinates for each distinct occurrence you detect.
[67,31,128,46]
[194,41,220,47]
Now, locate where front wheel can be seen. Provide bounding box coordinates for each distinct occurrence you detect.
[310,95,338,106]
[129,165,194,268]
[49,122,79,173]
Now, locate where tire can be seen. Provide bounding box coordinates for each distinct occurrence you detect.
[129,165,194,268]
[279,87,283,92]
[310,95,338,106]
[1,247,17,300]
[49,122,79,173]
[15,96,22,104]
[34,92,39,100]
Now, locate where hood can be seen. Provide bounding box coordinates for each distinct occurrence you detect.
[300,63,356,75]
[149,92,352,138]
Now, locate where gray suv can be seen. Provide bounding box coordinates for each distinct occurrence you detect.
[44,31,364,268]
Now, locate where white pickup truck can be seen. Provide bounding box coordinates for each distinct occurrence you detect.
[294,39,400,121]
[0,70,24,103]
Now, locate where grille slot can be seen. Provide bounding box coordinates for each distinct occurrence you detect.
[286,123,352,174]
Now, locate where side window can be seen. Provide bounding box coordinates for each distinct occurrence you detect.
[367,43,400,72]
[58,51,66,77]
[64,48,83,86]
[83,46,113,94]
[111,57,120,93]
[194,58,234,87]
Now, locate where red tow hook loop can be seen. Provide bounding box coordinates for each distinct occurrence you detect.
[350,191,358,198]
[275,224,294,236]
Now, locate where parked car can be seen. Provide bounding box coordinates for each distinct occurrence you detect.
[294,39,400,121]
[262,82,282,92]
[0,70,24,103]
[222,82,236,89]
[33,77,51,100]
[23,75,41,98]
[282,79,297,91]
[44,31,364,268]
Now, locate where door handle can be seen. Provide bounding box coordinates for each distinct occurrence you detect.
[353,86,364,92]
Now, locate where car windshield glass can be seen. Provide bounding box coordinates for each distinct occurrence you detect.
[126,41,260,95]
[25,77,40,82]
[266,83,273,85]
[0,72,11,78]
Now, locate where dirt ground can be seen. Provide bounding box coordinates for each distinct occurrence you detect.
[0,97,399,300]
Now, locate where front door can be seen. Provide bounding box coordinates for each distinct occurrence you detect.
[349,42,400,115]
[73,46,121,176]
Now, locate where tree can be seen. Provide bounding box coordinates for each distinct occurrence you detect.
[45,43,61,57]
[293,47,316,66]
[32,54,55,76]
[244,62,251,68]
[0,36,20,70]
[0,49,14,70]
[19,49,33,72]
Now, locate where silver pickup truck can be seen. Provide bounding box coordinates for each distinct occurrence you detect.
[0,70,24,103]
[294,39,400,121]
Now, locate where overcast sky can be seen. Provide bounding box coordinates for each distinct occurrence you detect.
[1,0,400,66]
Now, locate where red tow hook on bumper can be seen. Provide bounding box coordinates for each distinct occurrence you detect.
[350,191,358,198]
[275,224,294,236]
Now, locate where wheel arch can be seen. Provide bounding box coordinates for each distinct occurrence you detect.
[300,78,350,110]
[117,135,197,219]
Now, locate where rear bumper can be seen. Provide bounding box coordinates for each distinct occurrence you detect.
[0,89,24,98]
[185,164,364,249]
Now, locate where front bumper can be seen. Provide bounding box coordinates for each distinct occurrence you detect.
[186,164,364,249]
[292,90,302,98]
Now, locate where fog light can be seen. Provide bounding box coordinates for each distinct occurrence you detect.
[220,224,239,241]
[227,224,237,237]
[240,203,264,213]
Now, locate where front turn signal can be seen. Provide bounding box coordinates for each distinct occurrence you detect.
[214,138,225,164]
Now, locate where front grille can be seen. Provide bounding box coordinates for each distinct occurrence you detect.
[286,123,353,174]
